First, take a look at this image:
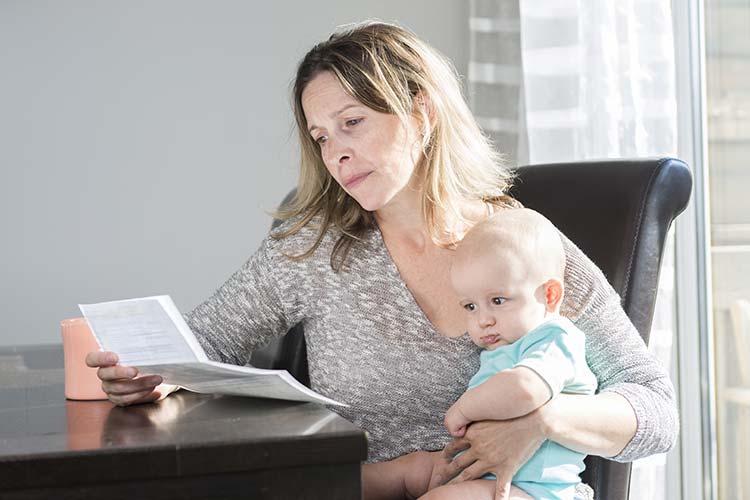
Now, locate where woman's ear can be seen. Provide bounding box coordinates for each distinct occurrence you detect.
[542,278,564,313]
[415,92,435,137]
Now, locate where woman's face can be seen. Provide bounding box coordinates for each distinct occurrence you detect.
[301,71,424,212]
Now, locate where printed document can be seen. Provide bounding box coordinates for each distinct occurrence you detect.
[79,295,344,406]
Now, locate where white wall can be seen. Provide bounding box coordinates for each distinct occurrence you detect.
[0,1,468,346]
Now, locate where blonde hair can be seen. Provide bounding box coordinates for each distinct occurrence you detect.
[274,20,517,270]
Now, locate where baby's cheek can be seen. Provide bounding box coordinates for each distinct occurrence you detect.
[519,308,546,332]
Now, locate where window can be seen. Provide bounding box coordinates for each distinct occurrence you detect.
[705,1,750,498]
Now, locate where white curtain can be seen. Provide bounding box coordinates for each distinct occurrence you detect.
[468,1,678,499]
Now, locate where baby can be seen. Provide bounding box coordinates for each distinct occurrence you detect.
[364,208,597,500]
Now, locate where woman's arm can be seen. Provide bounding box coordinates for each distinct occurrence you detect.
[534,234,678,459]
[560,234,678,460]
[438,392,634,500]
[541,391,636,457]
[440,390,637,487]
[184,233,298,365]
[88,228,304,406]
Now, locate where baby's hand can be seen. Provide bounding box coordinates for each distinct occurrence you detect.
[444,400,471,437]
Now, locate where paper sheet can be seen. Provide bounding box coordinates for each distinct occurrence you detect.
[79,295,344,406]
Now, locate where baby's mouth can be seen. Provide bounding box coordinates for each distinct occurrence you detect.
[480,334,501,346]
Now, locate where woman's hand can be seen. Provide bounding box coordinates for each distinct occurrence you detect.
[85,351,177,406]
[438,410,547,500]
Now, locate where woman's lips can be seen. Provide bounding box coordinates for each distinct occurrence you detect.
[344,172,372,189]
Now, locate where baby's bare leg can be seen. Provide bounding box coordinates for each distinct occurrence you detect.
[363,450,442,500]
[418,480,535,500]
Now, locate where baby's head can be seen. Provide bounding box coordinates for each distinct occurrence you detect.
[451,208,566,350]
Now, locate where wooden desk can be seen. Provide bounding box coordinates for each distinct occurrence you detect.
[0,345,367,499]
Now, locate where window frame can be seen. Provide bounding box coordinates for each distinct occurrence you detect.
[672,0,718,499]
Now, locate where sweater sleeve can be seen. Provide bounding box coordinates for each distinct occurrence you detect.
[559,233,679,462]
[183,234,297,366]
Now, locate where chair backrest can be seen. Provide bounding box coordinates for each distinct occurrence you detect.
[251,157,693,500]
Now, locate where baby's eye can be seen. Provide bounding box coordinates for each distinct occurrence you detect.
[492,297,506,305]
[345,118,362,127]
[463,303,476,312]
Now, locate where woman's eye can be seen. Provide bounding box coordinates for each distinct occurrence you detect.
[463,303,476,312]
[492,297,506,305]
[315,135,328,145]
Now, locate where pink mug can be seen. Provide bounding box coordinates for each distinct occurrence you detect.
[61,317,108,400]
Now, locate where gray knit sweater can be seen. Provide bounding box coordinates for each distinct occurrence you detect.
[184,217,678,464]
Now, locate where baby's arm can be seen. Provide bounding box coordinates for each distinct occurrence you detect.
[444,367,550,437]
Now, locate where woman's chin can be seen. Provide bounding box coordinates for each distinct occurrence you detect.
[351,195,383,212]
[349,189,402,213]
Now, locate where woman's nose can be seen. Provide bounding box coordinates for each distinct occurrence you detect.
[323,137,352,166]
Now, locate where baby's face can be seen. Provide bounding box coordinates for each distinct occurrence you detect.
[451,250,548,350]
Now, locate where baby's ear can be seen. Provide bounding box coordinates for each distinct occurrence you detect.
[543,278,564,312]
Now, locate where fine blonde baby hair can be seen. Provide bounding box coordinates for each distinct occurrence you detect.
[460,208,565,283]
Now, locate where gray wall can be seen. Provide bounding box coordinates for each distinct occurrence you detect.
[0,1,468,346]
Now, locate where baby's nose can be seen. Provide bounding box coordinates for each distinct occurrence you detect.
[479,312,496,327]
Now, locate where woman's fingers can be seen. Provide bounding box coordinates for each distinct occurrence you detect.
[446,459,491,484]
[442,437,469,458]
[97,364,138,382]
[443,448,478,481]
[84,350,167,406]
[494,480,511,500]
[110,388,162,407]
[442,416,546,492]
[85,350,118,368]
[103,375,163,396]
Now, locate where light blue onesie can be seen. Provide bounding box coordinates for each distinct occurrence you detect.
[468,317,597,500]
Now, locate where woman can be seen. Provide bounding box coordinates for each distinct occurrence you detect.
[87,21,678,499]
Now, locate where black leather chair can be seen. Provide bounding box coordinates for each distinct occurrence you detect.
[250,157,693,500]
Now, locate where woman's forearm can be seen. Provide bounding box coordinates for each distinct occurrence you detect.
[540,392,636,458]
